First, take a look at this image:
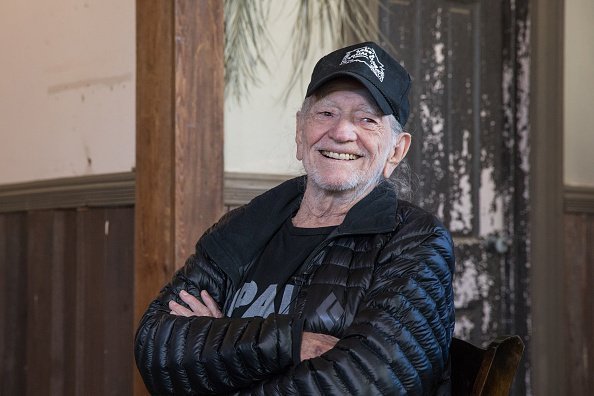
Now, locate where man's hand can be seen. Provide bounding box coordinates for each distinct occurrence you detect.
[300,331,339,361]
[169,290,223,318]
[169,292,337,360]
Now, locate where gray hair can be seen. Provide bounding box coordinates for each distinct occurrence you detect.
[298,97,414,201]
[385,115,414,201]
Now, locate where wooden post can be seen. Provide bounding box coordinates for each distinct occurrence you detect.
[529,0,566,395]
[134,1,224,395]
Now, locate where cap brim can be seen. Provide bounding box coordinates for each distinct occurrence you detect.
[305,71,393,116]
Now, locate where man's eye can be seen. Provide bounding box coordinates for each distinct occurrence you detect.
[362,117,378,124]
[318,111,333,117]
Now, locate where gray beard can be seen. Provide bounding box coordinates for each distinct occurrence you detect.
[306,166,383,194]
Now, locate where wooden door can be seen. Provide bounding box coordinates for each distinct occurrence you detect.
[381,1,530,394]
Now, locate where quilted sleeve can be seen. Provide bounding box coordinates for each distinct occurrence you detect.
[134,246,303,395]
[234,215,455,396]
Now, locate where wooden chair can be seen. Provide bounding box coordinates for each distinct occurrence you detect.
[451,335,525,396]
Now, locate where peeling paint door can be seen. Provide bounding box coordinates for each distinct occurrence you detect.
[381,2,530,392]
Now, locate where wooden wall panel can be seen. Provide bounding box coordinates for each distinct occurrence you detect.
[1,176,593,396]
[62,211,78,396]
[0,212,27,395]
[25,211,58,395]
[78,209,107,394]
[564,212,594,395]
[103,207,134,395]
[0,207,134,395]
[49,211,68,396]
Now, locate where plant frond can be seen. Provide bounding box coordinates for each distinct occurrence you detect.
[224,0,395,103]
[224,0,271,102]
[282,0,395,102]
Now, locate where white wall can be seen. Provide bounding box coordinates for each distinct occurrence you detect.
[0,0,135,184]
[2,1,591,187]
[224,2,333,176]
[0,0,330,185]
[564,0,594,187]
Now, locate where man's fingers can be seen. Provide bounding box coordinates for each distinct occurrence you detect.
[168,300,193,317]
[168,290,223,318]
[179,290,211,316]
[201,290,223,318]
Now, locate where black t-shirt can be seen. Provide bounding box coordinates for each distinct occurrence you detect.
[227,217,335,318]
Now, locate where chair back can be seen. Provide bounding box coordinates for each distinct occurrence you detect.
[451,335,524,395]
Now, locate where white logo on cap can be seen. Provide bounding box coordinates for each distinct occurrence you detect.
[340,46,385,82]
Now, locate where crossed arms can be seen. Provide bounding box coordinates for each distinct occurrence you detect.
[169,289,338,362]
[134,225,454,395]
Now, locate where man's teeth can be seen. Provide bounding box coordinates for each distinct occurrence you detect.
[321,150,359,160]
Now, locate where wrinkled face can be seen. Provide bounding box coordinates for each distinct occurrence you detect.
[296,79,406,195]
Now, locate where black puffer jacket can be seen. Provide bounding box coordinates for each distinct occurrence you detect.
[135,176,455,395]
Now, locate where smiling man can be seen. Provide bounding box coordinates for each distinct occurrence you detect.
[135,42,455,395]
[296,78,408,202]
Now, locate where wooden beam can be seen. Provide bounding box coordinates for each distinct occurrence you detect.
[173,0,225,268]
[529,0,566,395]
[134,1,224,395]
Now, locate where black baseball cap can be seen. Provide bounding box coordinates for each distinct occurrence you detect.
[305,41,412,126]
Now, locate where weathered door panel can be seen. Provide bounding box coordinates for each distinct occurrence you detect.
[381,2,529,393]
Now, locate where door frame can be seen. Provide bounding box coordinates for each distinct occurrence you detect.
[529,0,566,394]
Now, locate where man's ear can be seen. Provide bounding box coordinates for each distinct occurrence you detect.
[383,132,412,178]
[295,111,304,161]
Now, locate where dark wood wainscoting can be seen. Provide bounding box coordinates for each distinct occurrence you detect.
[0,207,134,395]
[563,186,594,395]
[0,171,288,395]
[1,173,592,395]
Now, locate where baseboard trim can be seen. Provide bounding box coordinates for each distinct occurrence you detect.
[564,186,594,214]
[3,173,590,214]
[0,172,136,212]
[0,172,594,213]
[224,172,293,206]
[0,172,294,213]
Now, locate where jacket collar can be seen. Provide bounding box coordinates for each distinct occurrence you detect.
[201,176,399,287]
[335,179,399,236]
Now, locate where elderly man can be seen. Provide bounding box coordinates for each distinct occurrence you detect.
[135,42,455,395]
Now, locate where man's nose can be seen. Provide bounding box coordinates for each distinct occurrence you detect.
[328,116,357,142]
